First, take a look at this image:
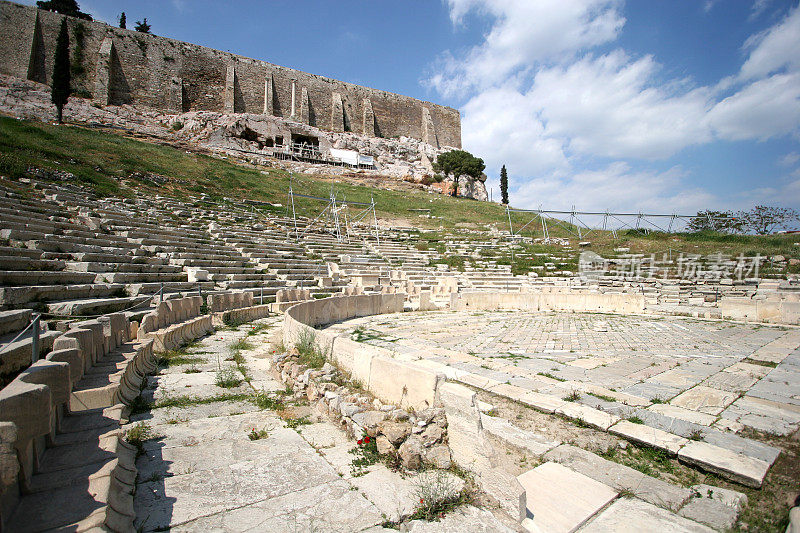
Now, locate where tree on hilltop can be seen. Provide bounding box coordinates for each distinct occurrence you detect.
[687,210,742,233]
[51,18,71,123]
[738,205,799,234]
[135,18,151,33]
[433,150,485,197]
[500,164,509,205]
[119,12,126,29]
[36,0,92,20]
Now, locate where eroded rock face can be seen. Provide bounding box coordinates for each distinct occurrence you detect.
[0,75,489,202]
[399,435,424,469]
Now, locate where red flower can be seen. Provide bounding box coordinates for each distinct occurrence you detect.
[420,498,424,504]
[364,436,370,443]
[357,439,363,445]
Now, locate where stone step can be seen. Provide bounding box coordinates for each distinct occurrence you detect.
[65,261,181,273]
[0,256,65,271]
[0,308,32,336]
[126,281,215,296]
[0,245,43,259]
[96,272,187,284]
[0,283,127,307]
[0,270,97,286]
[518,462,618,533]
[0,328,61,378]
[47,296,152,317]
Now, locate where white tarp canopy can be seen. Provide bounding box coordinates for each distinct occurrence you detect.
[358,154,374,166]
[329,148,360,165]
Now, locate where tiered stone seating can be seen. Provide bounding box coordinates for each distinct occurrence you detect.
[137,296,213,352]
[0,312,147,531]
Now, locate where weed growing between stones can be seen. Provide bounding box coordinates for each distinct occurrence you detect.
[154,392,251,409]
[125,422,154,455]
[410,470,475,522]
[247,427,269,440]
[563,390,581,402]
[627,415,644,424]
[252,391,284,410]
[215,367,243,388]
[537,371,565,382]
[587,392,616,403]
[282,415,311,429]
[349,434,380,477]
[247,323,270,336]
[229,339,254,352]
[295,328,326,369]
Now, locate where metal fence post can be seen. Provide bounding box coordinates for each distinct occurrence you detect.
[30,314,41,365]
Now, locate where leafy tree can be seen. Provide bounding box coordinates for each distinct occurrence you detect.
[500,164,509,205]
[135,18,151,33]
[51,18,70,123]
[738,205,799,234]
[687,210,742,233]
[433,149,485,197]
[119,12,126,29]
[36,0,92,20]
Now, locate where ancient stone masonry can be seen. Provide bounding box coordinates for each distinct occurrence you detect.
[0,0,462,148]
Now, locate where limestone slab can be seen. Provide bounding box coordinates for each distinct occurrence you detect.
[517,462,617,533]
[169,478,383,532]
[677,441,770,488]
[670,386,738,415]
[519,391,567,413]
[580,497,713,533]
[609,420,688,455]
[543,445,691,511]
[298,422,350,449]
[481,414,560,456]
[647,404,717,426]
[555,402,620,431]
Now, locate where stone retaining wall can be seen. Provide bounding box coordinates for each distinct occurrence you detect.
[450,290,647,315]
[720,297,800,325]
[282,293,447,410]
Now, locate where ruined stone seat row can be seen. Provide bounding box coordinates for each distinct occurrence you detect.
[0,312,148,531]
[137,296,213,352]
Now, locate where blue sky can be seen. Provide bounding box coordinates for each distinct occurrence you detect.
[21,0,800,215]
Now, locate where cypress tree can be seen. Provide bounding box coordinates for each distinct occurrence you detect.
[51,18,71,123]
[500,164,509,205]
[119,12,126,29]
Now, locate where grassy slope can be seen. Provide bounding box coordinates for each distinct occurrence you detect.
[0,115,797,267]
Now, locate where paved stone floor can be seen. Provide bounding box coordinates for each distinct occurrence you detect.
[127,316,511,532]
[330,311,800,437]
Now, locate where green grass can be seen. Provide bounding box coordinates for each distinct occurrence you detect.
[229,339,255,352]
[215,367,243,388]
[2,115,797,262]
[153,392,251,410]
[295,329,326,369]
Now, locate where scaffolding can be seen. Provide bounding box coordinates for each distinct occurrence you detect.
[505,206,741,241]
[287,178,380,245]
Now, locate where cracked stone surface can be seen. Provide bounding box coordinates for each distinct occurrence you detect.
[129,316,506,532]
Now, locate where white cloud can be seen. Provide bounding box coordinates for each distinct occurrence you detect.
[740,6,800,80]
[431,0,625,97]
[708,73,800,141]
[510,163,716,214]
[779,152,800,167]
[750,0,772,20]
[460,86,568,176]
[530,51,713,159]
[432,0,800,212]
